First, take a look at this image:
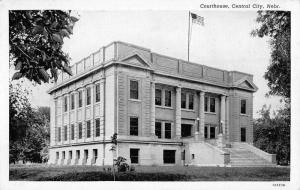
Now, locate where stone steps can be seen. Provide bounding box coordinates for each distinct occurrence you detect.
[224,147,276,167]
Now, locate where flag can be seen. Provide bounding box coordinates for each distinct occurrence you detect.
[191,13,204,26]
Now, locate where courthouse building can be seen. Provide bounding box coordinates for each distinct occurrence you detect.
[48,41,276,166]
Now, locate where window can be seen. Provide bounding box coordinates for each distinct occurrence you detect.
[204,126,208,139]
[58,127,61,142]
[165,90,171,107]
[69,151,72,159]
[155,89,162,105]
[188,94,194,110]
[84,150,88,162]
[71,124,75,140]
[241,99,246,114]
[165,123,171,139]
[71,94,75,110]
[64,125,68,141]
[181,93,186,108]
[62,151,65,160]
[76,150,80,159]
[210,126,216,139]
[130,149,139,164]
[86,87,91,105]
[155,122,162,138]
[192,154,195,159]
[163,150,176,164]
[78,91,82,107]
[86,120,91,138]
[93,149,98,162]
[95,84,100,102]
[181,124,192,137]
[56,152,59,160]
[205,97,216,113]
[210,98,215,113]
[204,97,208,112]
[64,96,68,112]
[78,123,82,139]
[130,117,138,136]
[95,118,100,137]
[130,80,139,99]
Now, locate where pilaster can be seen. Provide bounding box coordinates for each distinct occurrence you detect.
[175,86,181,138]
[150,81,156,137]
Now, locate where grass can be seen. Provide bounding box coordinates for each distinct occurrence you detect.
[9,164,290,181]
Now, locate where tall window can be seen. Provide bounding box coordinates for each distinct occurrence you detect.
[71,94,75,110]
[205,97,216,113]
[64,125,68,141]
[69,151,72,159]
[78,91,82,108]
[163,150,176,164]
[71,124,75,140]
[130,149,139,164]
[155,89,162,105]
[181,93,186,108]
[58,127,61,142]
[204,97,208,112]
[188,94,194,110]
[78,123,82,139]
[86,120,91,138]
[165,123,171,139]
[86,87,91,105]
[165,90,171,107]
[93,149,98,162]
[210,98,215,113]
[155,122,162,138]
[130,117,138,136]
[95,118,100,137]
[64,96,68,112]
[241,99,246,114]
[130,80,139,99]
[76,150,80,159]
[95,84,100,102]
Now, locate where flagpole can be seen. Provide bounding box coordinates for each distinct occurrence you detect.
[188,11,190,62]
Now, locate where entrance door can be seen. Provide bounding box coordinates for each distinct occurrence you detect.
[210,126,215,139]
[241,128,246,142]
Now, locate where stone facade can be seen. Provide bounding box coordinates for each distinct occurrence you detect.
[48,41,272,167]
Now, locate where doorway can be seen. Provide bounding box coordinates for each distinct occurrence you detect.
[241,128,246,142]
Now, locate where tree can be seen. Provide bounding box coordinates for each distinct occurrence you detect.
[253,105,290,165]
[9,10,79,84]
[252,11,290,100]
[9,83,50,163]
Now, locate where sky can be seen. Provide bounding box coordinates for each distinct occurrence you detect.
[14,10,283,118]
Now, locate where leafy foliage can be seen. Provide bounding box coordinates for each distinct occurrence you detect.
[9,10,79,84]
[9,83,50,163]
[252,11,290,100]
[253,105,290,165]
[115,156,130,172]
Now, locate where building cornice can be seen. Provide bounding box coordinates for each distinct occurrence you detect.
[48,60,256,95]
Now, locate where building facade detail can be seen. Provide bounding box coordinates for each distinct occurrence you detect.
[48,41,277,167]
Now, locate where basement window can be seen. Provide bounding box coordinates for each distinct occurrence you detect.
[163,150,176,164]
[130,148,139,164]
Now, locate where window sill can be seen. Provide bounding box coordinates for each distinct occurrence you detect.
[155,105,173,110]
[205,112,217,115]
[129,99,141,102]
[181,108,195,112]
[240,114,249,117]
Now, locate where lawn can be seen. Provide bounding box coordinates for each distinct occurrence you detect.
[9,164,290,181]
